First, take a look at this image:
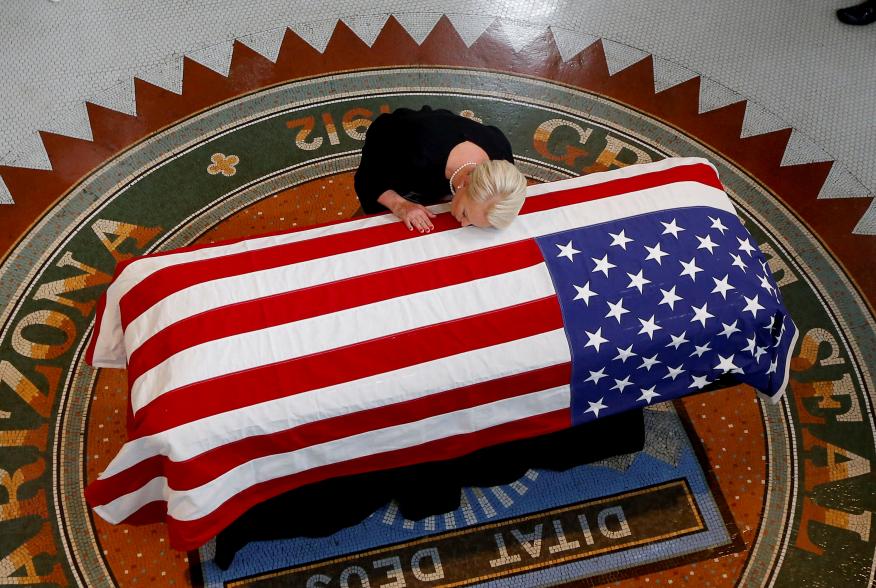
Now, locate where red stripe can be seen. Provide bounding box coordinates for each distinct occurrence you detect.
[128,295,564,438]
[85,453,164,508]
[117,163,720,330]
[109,409,571,551]
[118,218,456,331]
[518,163,723,214]
[126,239,545,384]
[104,162,716,273]
[115,500,168,526]
[85,363,571,505]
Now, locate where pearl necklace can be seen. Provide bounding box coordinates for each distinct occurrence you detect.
[449,161,479,196]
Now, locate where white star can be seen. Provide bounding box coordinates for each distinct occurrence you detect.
[679,257,703,282]
[609,229,633,250]
[730,253,748,273]
[591,254,617,277]
[714,353,742,374]
[584,368,608,385]
[690,302,715,327]
[689,374,712,390]
[638,315,662,340]
[758,276,776,306]
[573,282,598,305]
[762,268,779,302]
[584,328,609,352]
[584,397,608,418]
[766,358,778,375]
[611,376,634,393]
[664,364,686,381]
[709,216,729,234]
[690,342,712,358]
[666,331,689,350]
[638,354,662,371]
[763,314,778,333]
[696,234,719,254]
[743,335,757,355]
[644,242,669,265]
[661,218,685,238]
[719,320,741,338]
[737,237,756,257]
[556,241,581,261]
[626,270,651,294]
[613,344,637,363]
[758,273,776,297]
[637,386,661,404]
[743,294,765,318]
[754,346,767,362]
[711,274,735,299]
[605,298,630,323]
[659,286,683,311]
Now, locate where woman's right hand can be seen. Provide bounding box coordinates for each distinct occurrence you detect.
[378,190,436,233]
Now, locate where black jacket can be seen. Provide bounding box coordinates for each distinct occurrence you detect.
[354,106,514,213]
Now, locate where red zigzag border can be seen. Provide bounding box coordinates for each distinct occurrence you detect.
[1,16,873,308]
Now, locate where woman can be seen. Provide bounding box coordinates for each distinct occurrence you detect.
[354,106,528,233]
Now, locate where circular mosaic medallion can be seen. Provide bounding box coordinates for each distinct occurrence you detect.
[1,62,874,587]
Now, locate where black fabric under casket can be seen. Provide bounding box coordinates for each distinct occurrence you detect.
[212,408,645,570]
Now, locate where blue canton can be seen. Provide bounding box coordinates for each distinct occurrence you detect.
[536,207,798,426]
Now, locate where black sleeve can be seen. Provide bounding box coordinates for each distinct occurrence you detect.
[354,114,398,214]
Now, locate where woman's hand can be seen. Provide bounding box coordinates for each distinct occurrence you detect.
[378,190,437,233]
[394,200,437,233]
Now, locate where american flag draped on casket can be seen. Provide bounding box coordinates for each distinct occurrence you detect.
[84,157,798,550]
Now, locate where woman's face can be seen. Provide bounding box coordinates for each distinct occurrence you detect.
[450,189,491,228]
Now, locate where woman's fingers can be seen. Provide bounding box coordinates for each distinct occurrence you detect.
[405,212,424,233]
[397,204,435,233]
[419,209,435,231]
[408,209,433,233]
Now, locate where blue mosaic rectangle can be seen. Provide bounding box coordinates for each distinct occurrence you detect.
[200,405,733,587]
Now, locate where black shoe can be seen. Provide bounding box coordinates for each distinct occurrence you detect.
[837,1,876,25]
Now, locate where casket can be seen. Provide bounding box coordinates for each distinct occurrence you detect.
[84,157,797,550]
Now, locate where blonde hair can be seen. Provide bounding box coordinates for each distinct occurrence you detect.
[467,160,527,229]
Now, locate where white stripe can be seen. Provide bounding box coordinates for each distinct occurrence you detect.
[101,329,570,478]
[90,157,724,366]
[129,263,556,413]
[94,476,169,525]
[90,213,401,367]
[122,203,449,355]
[97,385,571,524]
[123,181,733,362]
[767,322,799,404]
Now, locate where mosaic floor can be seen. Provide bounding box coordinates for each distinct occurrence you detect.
[0,15,875,588]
